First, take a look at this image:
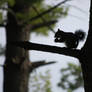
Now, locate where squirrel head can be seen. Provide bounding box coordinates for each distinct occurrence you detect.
[54,29,65,42]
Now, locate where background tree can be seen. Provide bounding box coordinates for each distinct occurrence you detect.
[30,70,52,92]
[58,63,83,92]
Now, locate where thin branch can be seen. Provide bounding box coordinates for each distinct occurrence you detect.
[0,20,7,27]
[0,7,19,24]
[65,4,88,15]
[0,50,5,56]
[23,0,71,25]
[0,64,4,67]
[30,60,56,72]
[0,24,5,27]
[11,41,80,58]
[31,20,57,30]
[66,13,86,21]
[32,6,55,33]
[0,46,5,56]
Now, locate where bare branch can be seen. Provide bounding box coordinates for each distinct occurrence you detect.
[30,60,56,72]
[0,64,4,67]
[11,41,80,58]
[32,6,55,33]
[31,20,57,30]
[23,0,71,25]
[0,7,19,25]
[65,4,88,15]
[0,45,5,56]
[0,20,7,27]
[0,24,5,27]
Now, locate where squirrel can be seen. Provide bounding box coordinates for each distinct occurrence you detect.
[54,29,85,49]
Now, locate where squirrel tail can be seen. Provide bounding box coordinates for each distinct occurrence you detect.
[75,29,85,41]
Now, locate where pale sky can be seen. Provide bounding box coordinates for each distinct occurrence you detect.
[0,0,90,92]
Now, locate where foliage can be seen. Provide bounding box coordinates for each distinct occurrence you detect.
[29,70,52,92]
[0,0,69,35]
[58,63,83,92]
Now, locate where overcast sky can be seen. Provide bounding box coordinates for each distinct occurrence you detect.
[0,0,90,92]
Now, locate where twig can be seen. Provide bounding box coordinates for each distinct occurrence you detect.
[32,6,56,33]
[0,64,4,67]
[0,24,5,27]
[65,4,88,15]
[0,7,19,25]
[23,0,71,25]
[30,61,56,72]
[31,20,57,30]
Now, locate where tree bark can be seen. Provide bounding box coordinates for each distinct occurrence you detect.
[79,0,92,92]
[3,6,31,92]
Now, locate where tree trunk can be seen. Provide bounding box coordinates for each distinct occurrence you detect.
[3,6,31,92]
[80,0,92,92]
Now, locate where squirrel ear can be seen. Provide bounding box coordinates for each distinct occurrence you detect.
[58,29,61,31]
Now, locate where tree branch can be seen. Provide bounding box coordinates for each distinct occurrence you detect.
[11,41,80,58]
[0,20,7,27]
[0,64,4,67]
[32,6,55,33]
[31,20,57,30]
[0,7,18,24]
[30,60,56,72]
[65,4,88,15]
[0,45,5,56]
[23,0,71,25]
[0,24,5,27]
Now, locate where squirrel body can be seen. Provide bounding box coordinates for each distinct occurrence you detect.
[54,29,85,49]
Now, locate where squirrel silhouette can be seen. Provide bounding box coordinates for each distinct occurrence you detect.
[54,29,85,49]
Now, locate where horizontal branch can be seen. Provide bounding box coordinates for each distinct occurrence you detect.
[23,0,71,25]
[31,20,57,30]
[11,41,80,58]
